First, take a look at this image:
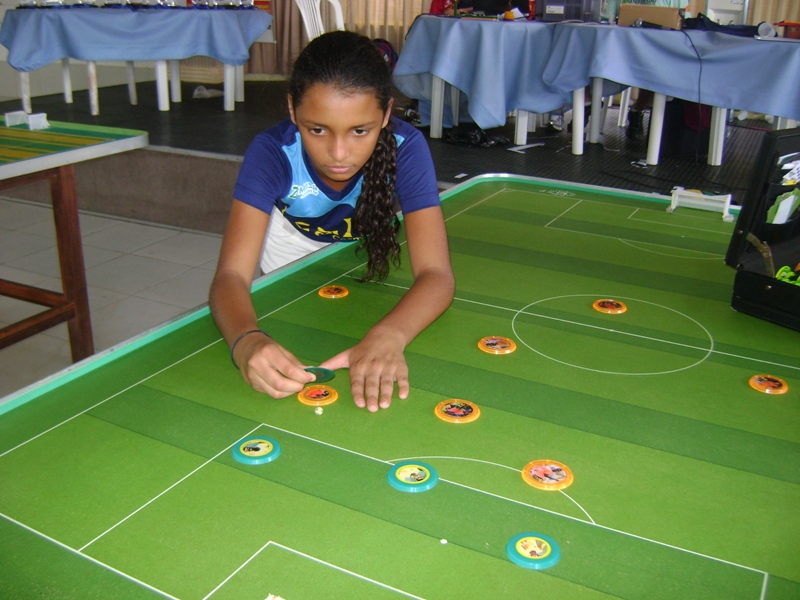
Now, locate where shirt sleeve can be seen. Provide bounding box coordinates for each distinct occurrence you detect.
[233,132,293,215]
[394,120,441,215]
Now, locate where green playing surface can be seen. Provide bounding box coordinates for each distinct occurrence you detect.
[1,176,798,599]
[0,118,146,166]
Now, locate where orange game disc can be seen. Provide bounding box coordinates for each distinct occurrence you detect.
[749,374,789,395]
[435,399,481,424]
[592,299,627,314]
[298,385,339,406]
[318,285,349,299]
[521,460,573,491]
[478,336,517,354]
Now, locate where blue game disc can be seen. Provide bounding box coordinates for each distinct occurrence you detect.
[506,533,560,570]
[387,460,439,493]
[232,436,281,465]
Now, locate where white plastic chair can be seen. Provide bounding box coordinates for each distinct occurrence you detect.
[294,0,344,40]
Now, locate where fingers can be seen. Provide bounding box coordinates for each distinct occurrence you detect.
[318,350,350,371]
[238,336,314,397]
[350,361,409,412]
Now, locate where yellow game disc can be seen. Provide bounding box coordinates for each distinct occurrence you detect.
[749,374,789,395]
[521,459,573,491]
[298,385,339,406]
[435,400,481,424]
[592,299,627,314]
[318,285,349,299]
[478,336,517,354]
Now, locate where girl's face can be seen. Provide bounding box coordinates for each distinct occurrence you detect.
[289,83,392,191]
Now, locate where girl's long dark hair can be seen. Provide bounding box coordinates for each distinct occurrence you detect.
[289,31,400,283]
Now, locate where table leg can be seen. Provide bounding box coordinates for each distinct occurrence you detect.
[224,64,235,112]
[20,72,32,114]
[646,92,666,166]
[155,60,170,112]
[126,61,138,106]
[430,75,445,139]
[0,166,93,362]
[235,65,245,103]
[572,87,585,155]
[708,107,727,167]
[61,59,73,104]
[169,60,182,103]
[514,110,529,146]
[87,61,99,116]
[51,165,94,362]
[618,87,631,126]
[588,77,603,144]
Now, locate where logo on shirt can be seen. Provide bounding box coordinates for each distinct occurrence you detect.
[289,182,320,200]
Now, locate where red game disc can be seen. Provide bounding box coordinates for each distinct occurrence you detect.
[749,374,789,395]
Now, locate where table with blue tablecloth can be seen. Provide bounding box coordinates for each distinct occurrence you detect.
[394,16,800,165]
[392,15,571,143]
[0,7,273,114]
[543,22,800,164]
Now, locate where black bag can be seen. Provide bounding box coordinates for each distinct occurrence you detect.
[725,128,800,331]
[683,13,760,38]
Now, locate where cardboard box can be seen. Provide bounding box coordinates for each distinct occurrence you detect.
[618,5,683,30]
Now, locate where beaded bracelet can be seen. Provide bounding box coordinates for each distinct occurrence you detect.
[230,329,271,369]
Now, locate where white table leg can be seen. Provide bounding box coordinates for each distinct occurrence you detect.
[514,110,529,145]
[126,61,138,106]
[430,75,445,139]
[169,60,181,103]
[450,85,460,126]
[774,116,797,130]
[87,61,99,116]
[708,106,727,166]
[646,92,666,166]
[155,60,169,111]
[588,77,603,144]
[224,64,235,112]
[61,59,73,104]
[618,87,631,126]
[235,65,245,103]
[572,87,585,155]
[20,72,32,114]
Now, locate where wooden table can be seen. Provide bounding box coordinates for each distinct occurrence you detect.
[0,118,148,361]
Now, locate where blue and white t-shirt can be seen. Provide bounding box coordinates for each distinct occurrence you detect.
[233,117,440,244]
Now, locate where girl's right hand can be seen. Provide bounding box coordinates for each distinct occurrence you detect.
[233,334,315,397]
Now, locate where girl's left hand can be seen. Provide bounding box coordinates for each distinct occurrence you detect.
[319,330,409,412]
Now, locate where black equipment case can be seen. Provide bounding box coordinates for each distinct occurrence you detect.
[725,128,800,331]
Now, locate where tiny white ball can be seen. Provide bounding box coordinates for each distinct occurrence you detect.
[440,539,448,545]
[314,407,323,415]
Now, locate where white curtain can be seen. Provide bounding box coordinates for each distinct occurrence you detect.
[748,0,800,25]
[325,0,431,51]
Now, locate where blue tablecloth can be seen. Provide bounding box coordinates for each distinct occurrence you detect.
[543,23,800,121]
[393,15,572,129]
[0,7,272,71]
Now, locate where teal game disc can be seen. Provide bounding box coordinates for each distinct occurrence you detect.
[506,533,560,570]
[304,366,335,383]
[232,436,281,465]
[387,460,439,493]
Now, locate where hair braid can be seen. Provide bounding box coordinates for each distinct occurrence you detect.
[353,122,400,282]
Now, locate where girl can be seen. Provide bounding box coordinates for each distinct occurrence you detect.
[209,31,455,413]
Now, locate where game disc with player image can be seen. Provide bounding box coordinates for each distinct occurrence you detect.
[749,374,789,394]
[298,385,339,406]
[592,299,627,314]
[478,336,517,354]
[506,533,560,570]
[387,460,439,493]
[522,459,573,491]
[232,436,282,465]
[318,285,349,299]
[435,399,480,423]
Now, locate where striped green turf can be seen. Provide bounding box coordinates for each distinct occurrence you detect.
[0,176,798,600]
[0,119,146,165]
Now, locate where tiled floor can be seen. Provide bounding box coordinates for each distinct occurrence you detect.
[0,196,222,397]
